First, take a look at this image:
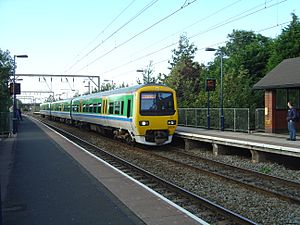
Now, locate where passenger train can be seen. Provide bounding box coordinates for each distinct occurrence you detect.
[40,84,178,146]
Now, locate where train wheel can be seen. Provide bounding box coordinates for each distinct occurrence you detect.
[126,136,135,146]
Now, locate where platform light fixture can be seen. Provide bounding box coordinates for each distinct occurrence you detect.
[205,47,224,131]
[13,54,28,134]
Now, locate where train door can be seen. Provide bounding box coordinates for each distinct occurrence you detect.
[79,100,83,113]
[127,99,131,118]
[102,97,107,114]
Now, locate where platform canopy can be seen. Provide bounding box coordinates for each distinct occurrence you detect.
[253,57,300,90]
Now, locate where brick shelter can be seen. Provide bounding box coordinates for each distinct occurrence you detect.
[253,57,300,133]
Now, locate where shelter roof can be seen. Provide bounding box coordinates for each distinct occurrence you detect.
[253,57,300,89]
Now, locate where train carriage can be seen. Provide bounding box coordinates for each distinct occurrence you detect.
[40,84,178,146]
[50,99,72,120]
[40,102,51,117]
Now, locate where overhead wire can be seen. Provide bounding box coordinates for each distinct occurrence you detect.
[129,0,243,58]
[83,14,290,83]
[64,0,136,73]
[65,0,159,74]
[100,0,244,76]
[189,0,287,39]
[74,0,198,74]
[98,0,289,80]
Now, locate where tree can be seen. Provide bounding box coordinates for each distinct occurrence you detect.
[168,34,197,69]
[162,34,202,107]
[267,13,300,71]
[195,29,272,110]
[100,82,116,91]
[136,61,158,84]
[224,30,272,80]
[0,49,13,112]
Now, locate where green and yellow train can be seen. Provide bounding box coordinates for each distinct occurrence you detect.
[40,84,178,146]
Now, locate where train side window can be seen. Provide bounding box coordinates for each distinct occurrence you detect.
[121,101,124,115]
[89,104,93,113]
[109,102,114,114]
[127,99,131,118]
[114,101,120,115]
[93,104,97,113]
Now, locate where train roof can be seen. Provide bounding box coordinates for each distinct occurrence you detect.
[40,98,72,105]
[40,84,171,105]
[72,83,169,101]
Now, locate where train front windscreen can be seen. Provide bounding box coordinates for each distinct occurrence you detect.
[140,92,175,116]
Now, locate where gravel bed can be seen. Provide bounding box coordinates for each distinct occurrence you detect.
[35,116,300,225]
[187,148,300,183]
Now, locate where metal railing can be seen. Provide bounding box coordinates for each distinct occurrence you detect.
[0,112,12,136]
[178,108,250,132]
[255,108,265,131]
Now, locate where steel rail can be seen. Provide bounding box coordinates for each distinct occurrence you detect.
[152,148,300,205]
[39,119,258,225]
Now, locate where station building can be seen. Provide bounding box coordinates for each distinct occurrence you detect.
[253,57,300,133]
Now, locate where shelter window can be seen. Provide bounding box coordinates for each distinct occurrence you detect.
[276,89,287,110]
[276,89,300,109]
[288,89,300,108]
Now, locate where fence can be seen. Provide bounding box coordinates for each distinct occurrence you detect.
[255,108,265,131]
[178,108,251,132]
[0,112,12,136]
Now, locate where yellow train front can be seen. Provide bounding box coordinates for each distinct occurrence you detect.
[132,85,178,146]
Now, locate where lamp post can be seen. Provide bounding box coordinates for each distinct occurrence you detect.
[13,54,28,134]
[205,48,224,131]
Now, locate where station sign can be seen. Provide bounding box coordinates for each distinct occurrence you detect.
[9,83,21,95]
[205,78,216,92]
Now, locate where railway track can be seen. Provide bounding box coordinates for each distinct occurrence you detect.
[152,148,300,205]
[39,118,257,225]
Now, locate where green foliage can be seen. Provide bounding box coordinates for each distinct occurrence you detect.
[161,34,203,107]
[136,61,160,84]
[0,49,13,112]
[100,82,116,91]
[193,29,270,109]
[225,30,272,81]
[169,34,197,69]
[259,165,272,174]
[267,13,300,71]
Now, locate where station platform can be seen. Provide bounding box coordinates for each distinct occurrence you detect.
[0,117,204,225]
[175,126,300,162]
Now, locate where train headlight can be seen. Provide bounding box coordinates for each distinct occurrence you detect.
[139,121,149,126]
[168,120,176,125]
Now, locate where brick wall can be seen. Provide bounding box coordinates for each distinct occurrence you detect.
[264,90,275,133]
